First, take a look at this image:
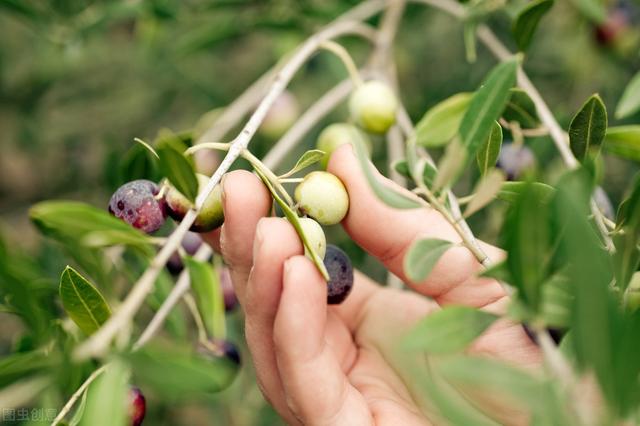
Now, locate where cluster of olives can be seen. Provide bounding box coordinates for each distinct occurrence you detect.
[108,174,224,236]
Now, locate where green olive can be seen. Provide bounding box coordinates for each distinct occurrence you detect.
[349,80,398,134]
[316,123,371,169]
[294,171,349,226]
[297,217,326,260]
[166,174,224,232]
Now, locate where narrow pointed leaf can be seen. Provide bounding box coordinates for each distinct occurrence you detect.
[459,59,518,156]
[156,144,198,203]
[81,360,129,426]
[568,94,607,161]
[279,149,325,178]
[433,138,467,191]
[503,89,540,129]
[353,135,421,209]
[616,72,640,119]
[59,266,111,336]
[512,0,554,52]
[404,306,498,353]
[604,126,640,162]
[497,181,555,203]
[404,239,454,282]
[186,258,225,338]
[476,121,503,175]
[415,93,473,147]
[464,170,506,217]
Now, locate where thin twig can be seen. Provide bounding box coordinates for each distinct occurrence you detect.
[320,41,363,86]
[50,365,107,425]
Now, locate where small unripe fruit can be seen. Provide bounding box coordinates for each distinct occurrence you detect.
[219,267,238,312]
[108,180,167,234]
[166,174,224,233]
[128,387,146,426]
[316,123,371,169]
[497,143,536,180]
[259,91,300,139]
[323,244,354,304]
[198,339,241,365]
[297,217,326,260]
[294,172,349,226]
[349,80,398,134]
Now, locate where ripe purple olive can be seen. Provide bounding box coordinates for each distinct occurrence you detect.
[166,231,204,275]
[497,143,536,180]
[316,123,371,169]
[219,267,238,312]
[324,244,354,304]
[294,172,349,226]
[594,9,629,46]
[108,180,167,234]
[165,174,224,233]
[198,339,241,365]
[349,80,398,134]
[128,387,146,426]
[259,91,300,139]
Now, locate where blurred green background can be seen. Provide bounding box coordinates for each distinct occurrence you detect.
[0,0,639,424]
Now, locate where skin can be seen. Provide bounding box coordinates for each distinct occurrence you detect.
[203,144,541,425]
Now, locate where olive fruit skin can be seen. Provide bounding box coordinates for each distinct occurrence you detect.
[316,123,371,169]
[297,217,326,260]
[166,231,204,275]
[198,339,241,365]
[165,174,224,232]
[497,143,536,180]
[349,80,398,134]
[259,91,300,139]
[219,267,238,312]
[323,244,354,304]
[294,172,349,226]
[108,180,167,234]
[128,387,146,426]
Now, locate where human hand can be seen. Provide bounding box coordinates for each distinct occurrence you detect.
[205,144,541,425]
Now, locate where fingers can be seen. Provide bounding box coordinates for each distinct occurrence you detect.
[243,218,303,423]
[273,255,372,425]
[219,170,272,305]
[328,144,505,308]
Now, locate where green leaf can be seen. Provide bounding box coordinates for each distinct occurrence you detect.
[569,0,606,23]
[186,258,225,339]
[604,125,640,162]
[30,201,152,250]
[253,168,330,280]
[69,387,89,426]
[502,181,552,311]
[569,94,608,161]
[117,144,162,186]
[476,121,503,175]
[464,169,506,217]
[81,360,129,426]
[392,159,412,180]
[613,174,640,291]
[415,93,473,148]
[156,144,198,203]
[127,343,239,398]
[352,134,421,209]
[404,239,454,282]
[616,72,640,119]
[497,181,555,203]
[403,306,498,354]
[279,149,325,178]
[463,21,478,63]
[540,274,573,328]
[459,59,518,157]
[433,138,467,191]
[512,0,554,52]
[503,89,540,129]
[0,350,57,388]
[478,260,513,284]
[59,266,111,336]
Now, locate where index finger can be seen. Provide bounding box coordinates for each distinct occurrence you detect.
[328,144,506,308]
